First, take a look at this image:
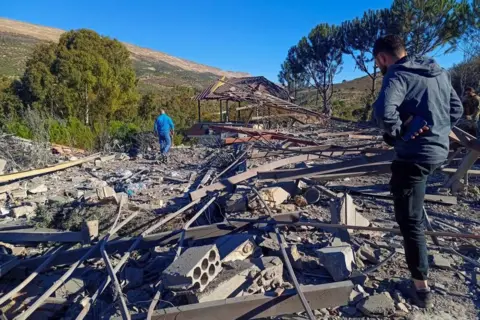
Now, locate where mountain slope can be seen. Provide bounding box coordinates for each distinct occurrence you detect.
[0,18,249,90]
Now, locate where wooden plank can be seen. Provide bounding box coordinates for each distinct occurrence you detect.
[225,135,273,144]
[450,127,480,152]
[0,154,99,183]
[128,281,353,320]
[445,150,480,189]
[189,154,321,201]
[0,226,95,244]
[310,169,391,182]
[441,168,480,176]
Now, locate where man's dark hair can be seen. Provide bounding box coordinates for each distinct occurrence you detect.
[373,35,406,58]
[465,86,475,93]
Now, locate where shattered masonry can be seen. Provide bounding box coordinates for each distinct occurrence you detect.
[0,83,478,320]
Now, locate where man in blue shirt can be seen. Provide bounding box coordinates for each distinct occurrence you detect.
[154,110,175,163]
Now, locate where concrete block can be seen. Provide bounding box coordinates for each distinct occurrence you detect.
[28,184,48,194]
[246,256,284,294]
[216,234,257,262]
[357,292,395,317]
[96,186,117,203]
[189,259,261,303]
[259,186,289,207]
[11,189,28,199]
[358,244,380,264]
[431,254,452,270]
[330,194,369,228]
[162,244,222,292]
[225,193,248,213]
[0,182,20,194]
[12,205,36,218]
[316,245,354,282]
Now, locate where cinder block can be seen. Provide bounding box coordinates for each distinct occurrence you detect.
[189,259,261,303]
[259,186,290,207]
[316,245,354,282]
[216,234,257,262]
[162,244,222,292]
[330,194,369,228]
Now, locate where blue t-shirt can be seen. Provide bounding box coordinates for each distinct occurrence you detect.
[154,114,174,133]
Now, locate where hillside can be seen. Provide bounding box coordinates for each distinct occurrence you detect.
[0,18,249,90]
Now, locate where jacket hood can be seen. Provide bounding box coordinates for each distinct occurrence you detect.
[388,56,443,78]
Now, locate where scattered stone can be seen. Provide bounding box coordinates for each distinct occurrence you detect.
[11,189,28,199]
[396,302,409,313]
[12,205,36,218]
[359,244,380,264]
[431,254,453,270]
[162,244,222,292]
[316,245,354,281]
[28,184,48,194]
[357,292,395,317]
[97,186,117,203]
[246,256,284,294]
[259,186,289,207]
[49,196,71,205]
[293,195,308,207]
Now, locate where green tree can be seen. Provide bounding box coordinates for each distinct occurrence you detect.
[389,0,470,56]
[21,29,139,125]
[297,24,343,114]
[341,10,393,100]
[278,46,309,101]
[138,92,157,121]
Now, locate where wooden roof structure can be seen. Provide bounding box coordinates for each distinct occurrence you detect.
[195,76,290,101]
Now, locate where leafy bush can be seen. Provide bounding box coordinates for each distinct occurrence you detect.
[5,121,32,139]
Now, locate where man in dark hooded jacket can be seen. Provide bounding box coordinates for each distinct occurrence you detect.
[372,35,463,308]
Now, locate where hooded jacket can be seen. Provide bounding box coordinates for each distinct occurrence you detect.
[373,56,463,164]
[154,114,174,134]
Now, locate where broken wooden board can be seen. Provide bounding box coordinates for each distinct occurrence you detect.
[0,154,99,183]
[189,154,321,201]
[127,281,353,320]
[441,168,480,176]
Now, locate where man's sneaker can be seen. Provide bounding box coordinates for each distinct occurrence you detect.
[410,287,433,309]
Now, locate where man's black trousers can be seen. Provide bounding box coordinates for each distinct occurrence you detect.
[390,161,438,281]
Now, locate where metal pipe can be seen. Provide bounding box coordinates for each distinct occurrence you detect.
[251,187,316,320]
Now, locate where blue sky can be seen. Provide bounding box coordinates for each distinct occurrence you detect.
[1,0,463,82]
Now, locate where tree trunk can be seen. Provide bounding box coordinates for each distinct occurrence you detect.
[85,83,89,125]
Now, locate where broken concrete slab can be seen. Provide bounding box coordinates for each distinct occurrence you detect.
[357,292,395,317]
[11,189,28,200]
[55,278,84,298]
[259,186,289,207]
[12,205,36,218]
[48,196,71,205]
[330,193,370,228]
[246,256,284,294]
[431,254,453,270]
[162,244,222,292]
[189,259,261,303]
[28,184,48,194]
[216,234,257,262]
[316,245,354,281]
[96,186,117,203]
[0,182,20,194]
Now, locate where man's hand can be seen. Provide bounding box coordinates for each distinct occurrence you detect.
[403,115,429,140]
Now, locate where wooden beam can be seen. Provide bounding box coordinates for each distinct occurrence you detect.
[224,135,274,145]
[445,150,480,190]
[0,223,97,244]
[441,168,480,176]
[128,281,353,320]
[189,154,321,201]
[0,154,99,183]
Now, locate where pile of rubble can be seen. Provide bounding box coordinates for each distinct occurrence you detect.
[0,120,478,320]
